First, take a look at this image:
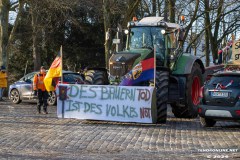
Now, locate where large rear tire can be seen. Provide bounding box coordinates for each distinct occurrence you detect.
[172,63,203,118]
[84,70,109,85]
[156,71,169,124]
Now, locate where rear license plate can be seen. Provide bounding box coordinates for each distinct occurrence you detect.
[211,91,229,98]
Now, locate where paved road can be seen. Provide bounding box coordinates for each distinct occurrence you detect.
[0,99,239,159]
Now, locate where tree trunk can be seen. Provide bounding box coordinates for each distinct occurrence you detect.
[152,0,156,16]
[205,24,210,67]
[168,0,175,23]
[0,1,2,66]
[194,47,197,56]
[0,0,10,67]
[6,0,24,71]
[204,0,224,64]
[140,0,143,18]
[211,0,224,64]
[102,0,111,69]
[31,1,42,71]
[164,0,168,21]
[157,0,161,16]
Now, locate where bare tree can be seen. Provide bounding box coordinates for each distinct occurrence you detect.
[103,0,140,68]
[168,0,176,23]
[0,0,24,69]
[28,0,79,70]
[152,0,156,16]
[0,0,10,67]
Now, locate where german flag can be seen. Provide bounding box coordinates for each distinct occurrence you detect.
[44,52,62,91]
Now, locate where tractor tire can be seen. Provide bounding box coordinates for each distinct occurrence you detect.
[155,70,169,124]
[171,63,203,118]
[84,70,109,85]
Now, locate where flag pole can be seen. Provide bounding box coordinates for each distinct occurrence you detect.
[60,45,63,83]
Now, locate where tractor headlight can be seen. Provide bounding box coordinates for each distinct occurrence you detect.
[161,29,166,35]
[124,30,129,35]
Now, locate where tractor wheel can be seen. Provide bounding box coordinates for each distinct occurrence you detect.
[155,70,169,124]
[171,63,203,118]
[84,70,109,85]
[185,62,203,118]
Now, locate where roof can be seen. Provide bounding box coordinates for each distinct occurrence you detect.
[138,17,164,25]
[135,16,180,29]
[62,70,75,73]
[25,70,76,76]
[214,71,240,76]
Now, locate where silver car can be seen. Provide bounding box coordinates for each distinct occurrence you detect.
[9,71,84,105]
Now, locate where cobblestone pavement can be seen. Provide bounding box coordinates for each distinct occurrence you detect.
[0,99,239,160]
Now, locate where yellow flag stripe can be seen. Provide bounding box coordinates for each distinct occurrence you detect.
[44,65,62,92]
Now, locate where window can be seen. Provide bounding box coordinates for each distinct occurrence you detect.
[63,73,83,83]
[129,27,165,50]
[208,75,240,88]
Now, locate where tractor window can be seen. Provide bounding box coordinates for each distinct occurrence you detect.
[129,27,165,50]
[129,27,166,65]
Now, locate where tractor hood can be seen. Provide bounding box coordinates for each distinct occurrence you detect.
[109,51,141,77]
[109,49,152,77]
[109,52,141,64]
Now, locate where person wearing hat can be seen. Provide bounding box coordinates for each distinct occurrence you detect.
[33,66,48,114]
[0,66,7,101]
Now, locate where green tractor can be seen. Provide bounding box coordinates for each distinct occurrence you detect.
[85,17,205,123]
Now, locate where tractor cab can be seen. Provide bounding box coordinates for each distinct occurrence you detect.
[109,17,180,85]
[126,17,181,66]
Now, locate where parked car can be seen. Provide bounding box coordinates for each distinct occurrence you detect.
[198,71,240,127]
[9,70,84,105]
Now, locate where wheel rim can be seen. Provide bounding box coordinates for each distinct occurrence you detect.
[48,92,56,105]
[11,90,19,103]
[192,76,200,105]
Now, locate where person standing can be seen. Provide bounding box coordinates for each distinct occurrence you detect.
[33,66,48,114]
[0,66,7,101]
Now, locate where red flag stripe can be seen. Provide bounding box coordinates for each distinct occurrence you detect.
[50,56,61,69]
[141,58,154,71]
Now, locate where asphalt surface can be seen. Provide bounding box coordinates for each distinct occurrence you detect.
[0,99,239,160]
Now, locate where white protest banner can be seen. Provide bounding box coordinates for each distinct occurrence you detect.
[57,84,154,123]
[232,40,240,64]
